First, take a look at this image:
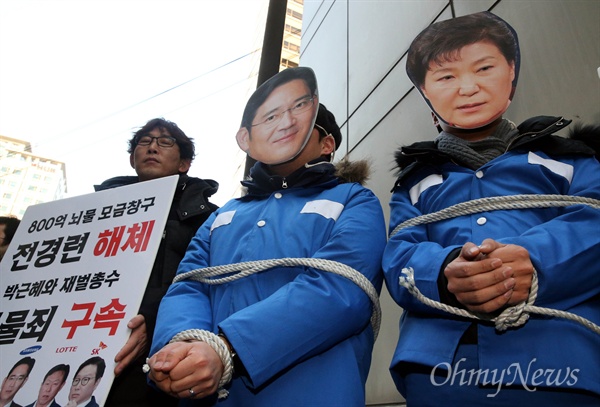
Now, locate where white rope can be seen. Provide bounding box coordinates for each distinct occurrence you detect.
[391,194,600,334]
[169,329,234,399]
[391,194,600,236]
[399,268,600,334]
[174,258,381,340]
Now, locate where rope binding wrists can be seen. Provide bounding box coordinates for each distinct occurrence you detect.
[170,329,234,399]
[142,329,234,399]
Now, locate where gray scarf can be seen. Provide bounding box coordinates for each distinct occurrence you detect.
[436,119,519,169]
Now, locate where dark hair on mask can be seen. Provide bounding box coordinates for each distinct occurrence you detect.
[7,356,35,377]
[127,118,195,162]
[240,67,318,131]
[74,356,106,381]
[406,11,519,89]
[43,364,70,384]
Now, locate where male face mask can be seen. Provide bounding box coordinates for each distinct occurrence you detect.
[236,67,319,165]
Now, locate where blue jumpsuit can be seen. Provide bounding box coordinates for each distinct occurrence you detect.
[151,161,386,406]
[383,116,600,404]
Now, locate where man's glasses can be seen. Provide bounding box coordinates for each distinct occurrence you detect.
[136,135,176,148]
[72,376,94,386]
[252,96,314,129]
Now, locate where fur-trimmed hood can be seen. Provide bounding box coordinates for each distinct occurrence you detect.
[393,116,598,171]
[568,122,600,160]
[391,116,598,189]
[241,157,372,196]
[334,158,371,185]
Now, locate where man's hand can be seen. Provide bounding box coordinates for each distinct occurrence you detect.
[481,239,534,306]
[444,239,534,313]
[114,314,148,376]
[147,341,224,399]
[444,240,514,313]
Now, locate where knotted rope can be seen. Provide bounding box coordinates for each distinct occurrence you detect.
[171,329,233,399]
[391,194,600,335]
[174,258,381,340]
[400,268,600,334]
[146,259,380,399]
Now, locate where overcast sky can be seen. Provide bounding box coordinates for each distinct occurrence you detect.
[0,0,269,206]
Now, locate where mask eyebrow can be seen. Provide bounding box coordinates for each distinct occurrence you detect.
[428,66,453,75]
[472,55,498,65]
[430,54,498,71]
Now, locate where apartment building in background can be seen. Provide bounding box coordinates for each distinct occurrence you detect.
[0,135,66,218]
[281,0,303,70]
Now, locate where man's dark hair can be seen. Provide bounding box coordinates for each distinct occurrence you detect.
[240,67,318,131]
[43,364,70,383]
[73,357,105,381]
[406,11,519,89]
[0,216,20,247]
[7,357,35,377]
[127,118,195,162]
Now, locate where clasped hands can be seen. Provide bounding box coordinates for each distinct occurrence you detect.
[146,340,224,399]
[444,238,534,314]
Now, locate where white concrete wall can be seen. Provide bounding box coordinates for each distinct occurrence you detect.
[300,0,600,405]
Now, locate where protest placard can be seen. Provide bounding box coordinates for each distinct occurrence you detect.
[0,175,177,407]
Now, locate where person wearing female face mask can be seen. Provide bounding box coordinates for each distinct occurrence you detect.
[383,11,600,406]
[147,67,386,406]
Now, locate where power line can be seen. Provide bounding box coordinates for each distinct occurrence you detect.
[59,72,259,159]
[42,48,262,146]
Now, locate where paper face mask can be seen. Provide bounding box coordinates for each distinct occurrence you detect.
[406,11,520,130]
[236,67,319,165]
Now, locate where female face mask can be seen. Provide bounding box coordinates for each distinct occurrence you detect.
[406,11,520,130]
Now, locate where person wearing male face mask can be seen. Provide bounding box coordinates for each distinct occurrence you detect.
[147,67,386,406]
[383,11,600,406]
